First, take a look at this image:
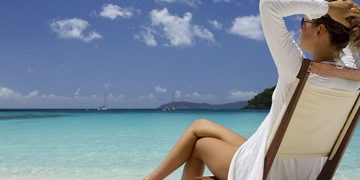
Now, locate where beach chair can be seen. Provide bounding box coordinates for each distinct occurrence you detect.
[196,58,360,180]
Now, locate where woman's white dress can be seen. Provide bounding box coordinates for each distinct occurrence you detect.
[227,0,360,179]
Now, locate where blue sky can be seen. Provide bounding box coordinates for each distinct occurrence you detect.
[0,0,302,109]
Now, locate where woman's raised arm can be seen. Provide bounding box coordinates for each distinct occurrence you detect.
[259,0,328,82]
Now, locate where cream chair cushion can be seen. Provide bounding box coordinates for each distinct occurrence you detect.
[276,82,359,157]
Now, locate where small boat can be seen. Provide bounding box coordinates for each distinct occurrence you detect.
[162,92,177,111]
[97,105,107,111]
[162,106,176,111]
[97,92,108,111]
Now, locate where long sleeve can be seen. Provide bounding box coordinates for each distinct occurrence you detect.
[259,0,329,82]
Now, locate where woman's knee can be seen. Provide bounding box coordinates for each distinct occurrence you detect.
[191,118,211,129]
[193,138,237,179]
[192,118,211,127]
[190,118,212,136]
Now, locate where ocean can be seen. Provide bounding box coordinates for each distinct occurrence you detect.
[0,110,358,180]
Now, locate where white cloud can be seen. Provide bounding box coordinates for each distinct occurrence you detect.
[0,86,132,108]
[50,18,102,42]
[185,91,217,100]
[174,90,182,98]
[138,95,146,99]
[27,90,39,98]
[208,20,222,30]
[104,83,110,90]
[289,30,296,37]
[156,0,177,2]
[46,94,57,99]
[116,94,124,99]
[0,87,21,100]
[107,93,121,104]
[150,9,192,46]
[149,8,214,47]
[213,0,241,5]
[229,15,264,41]
[148,93,155,99]
[82,32,102,42]
[0,87,42,100]
[155,0,201,7]
[213,0,232,3]
[135,26,158,47]
[192,25,214,41]
[227,90,258,100]
[154,85,168,93]
[129,93,157,102]
[100,4,134,20]
[75,88,81,97]
[289,30,299,43]
[192,91,200,97]
[27,68,35,74]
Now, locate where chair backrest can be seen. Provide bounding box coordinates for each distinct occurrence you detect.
[263,58,360,180]
[278,82,359,157]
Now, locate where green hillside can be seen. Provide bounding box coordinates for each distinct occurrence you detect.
[244,86,276,109]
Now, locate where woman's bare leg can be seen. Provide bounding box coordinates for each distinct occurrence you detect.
[182,137,240,180]
[181,149,205,180]
[144,118,246,180]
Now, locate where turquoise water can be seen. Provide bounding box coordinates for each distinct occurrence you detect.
[0,110,358,180]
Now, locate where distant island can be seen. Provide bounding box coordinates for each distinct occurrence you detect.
[243,86,276,109]
[158,86,276,110]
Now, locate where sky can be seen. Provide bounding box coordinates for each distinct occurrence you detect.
[0,0,303,109]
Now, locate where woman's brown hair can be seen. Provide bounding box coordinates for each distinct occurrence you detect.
[311,0,360,53]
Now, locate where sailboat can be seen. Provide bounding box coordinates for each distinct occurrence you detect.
[162,91,176,111]
[97,92,108,111]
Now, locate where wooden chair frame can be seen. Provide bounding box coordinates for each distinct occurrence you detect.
[196,58,360,180]
[264,58,360,180]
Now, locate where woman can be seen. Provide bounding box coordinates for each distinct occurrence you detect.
[144,0,360,179]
